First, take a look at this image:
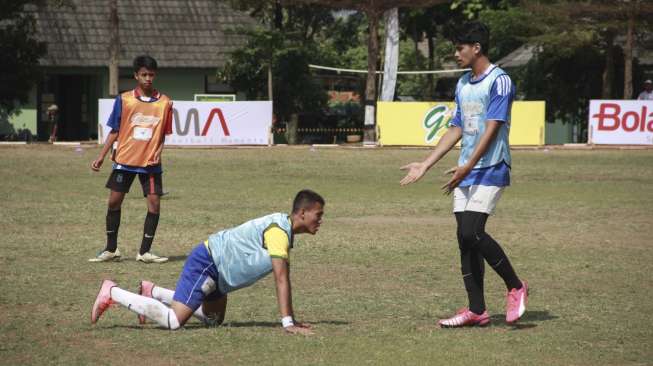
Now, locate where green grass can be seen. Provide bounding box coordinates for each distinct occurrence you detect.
[1,145,652,365]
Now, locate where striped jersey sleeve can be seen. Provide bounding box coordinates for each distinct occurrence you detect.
[486,74,514,122]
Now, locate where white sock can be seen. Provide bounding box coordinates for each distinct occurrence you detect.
[152,286,174,304]
[151,285,213,325]
[110,287,180,329]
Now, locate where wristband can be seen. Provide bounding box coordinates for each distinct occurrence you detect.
[281,316,294,328]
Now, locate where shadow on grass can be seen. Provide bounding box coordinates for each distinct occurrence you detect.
[93,255,187,263]
[99,320,349,331]
[224,320,349,328]
[165,255,187,262]
[489,310,558,330]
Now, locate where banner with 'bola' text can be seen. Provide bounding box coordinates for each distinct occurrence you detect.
[98,100,272,145]
[588,100,653,145]
[376,101,545,146]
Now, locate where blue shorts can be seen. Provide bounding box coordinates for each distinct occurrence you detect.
[173,243,223,311]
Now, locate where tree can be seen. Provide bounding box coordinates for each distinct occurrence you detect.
[0,0,46,116]
[282,0,449,144]
[399,6,446,99]
[108,0,120,97]
[476,2,599,138]
[392,1,523,100]
[220,8,330,144]
[523,0,653,99]
[563,0,653,99]
[222,29,327,120]
[228,0,336,100]
[488,0,653,141]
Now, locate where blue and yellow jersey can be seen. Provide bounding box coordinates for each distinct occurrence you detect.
[206,213,293,294]
[108,89,173,168]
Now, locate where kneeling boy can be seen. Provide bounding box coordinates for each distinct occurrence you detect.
[91,190,324,335]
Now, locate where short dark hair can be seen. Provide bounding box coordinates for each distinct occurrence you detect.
[292,189,325,213]
[452,21,490,55]
[133,55,158,72]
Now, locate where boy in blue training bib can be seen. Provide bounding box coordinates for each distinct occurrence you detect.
[400,21,529,328]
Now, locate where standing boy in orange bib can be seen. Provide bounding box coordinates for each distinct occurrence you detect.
[90,55,173,263]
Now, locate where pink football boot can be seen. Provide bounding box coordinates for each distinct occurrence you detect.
[438,308,490,328]
[91,280,117,324]
[506,280,529,324]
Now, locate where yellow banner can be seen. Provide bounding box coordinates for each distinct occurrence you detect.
[377,101,545,146]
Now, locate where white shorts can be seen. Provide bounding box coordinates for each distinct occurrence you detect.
[453,185,505,214]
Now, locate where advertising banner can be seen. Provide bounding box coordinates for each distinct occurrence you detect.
[589,100,653,145]
[377,101,545,146]
[98,100,272,145]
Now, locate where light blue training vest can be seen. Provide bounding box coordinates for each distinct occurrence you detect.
[455,66,512,168]
[207,213,293,294]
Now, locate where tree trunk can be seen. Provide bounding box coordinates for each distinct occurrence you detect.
[363,10,379,145]
[268,65,273,101]
[427,33,434,100]
[412,23,419,67]
[108,0,120,97]
[601,30,614,99]
[274,0,283,30]
[624,9,634,99]
[286,113,298,144]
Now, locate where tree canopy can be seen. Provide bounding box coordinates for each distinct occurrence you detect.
[222,0,652,143]
[0,0,46,116]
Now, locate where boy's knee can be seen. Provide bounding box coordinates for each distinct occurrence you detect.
[147,197,160,213]
[168,312,181,330]
[460,230,484,250]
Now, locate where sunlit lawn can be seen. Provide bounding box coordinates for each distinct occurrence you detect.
[1,145,652,365]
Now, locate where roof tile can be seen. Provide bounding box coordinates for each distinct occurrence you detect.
[28,0,256,68]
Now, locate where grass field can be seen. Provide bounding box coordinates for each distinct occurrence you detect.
[1,145,652,365]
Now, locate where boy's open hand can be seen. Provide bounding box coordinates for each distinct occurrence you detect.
[441,165,471,195]
[400,162,428,186]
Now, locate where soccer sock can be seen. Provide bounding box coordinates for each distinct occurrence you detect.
[139,211,160,255]
[152,285,174,304]
[105,209,121,252]
[461,211,522,291]
[461,249,486,314]
[478,234,522,290]
[151,285,212,324]
[456,213,486,314]
[110,287,180,330]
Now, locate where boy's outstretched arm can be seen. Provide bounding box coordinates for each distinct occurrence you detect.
[400,126,462,186]
[271,258,313,335]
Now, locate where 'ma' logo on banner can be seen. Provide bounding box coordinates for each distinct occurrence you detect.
[173,108,231,136]
[423,104,451,143]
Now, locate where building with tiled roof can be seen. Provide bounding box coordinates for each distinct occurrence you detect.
[5,0,257,141]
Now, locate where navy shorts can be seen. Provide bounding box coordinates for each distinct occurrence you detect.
[106,170,163,197]
[173,243,223,311]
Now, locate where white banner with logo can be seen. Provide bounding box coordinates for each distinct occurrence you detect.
[98,100,272,145]
[589,100,653,145]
